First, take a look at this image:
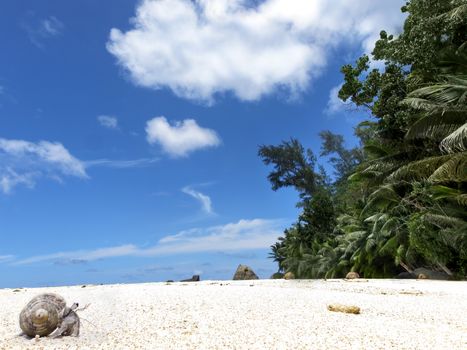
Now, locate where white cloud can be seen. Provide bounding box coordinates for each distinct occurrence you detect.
[182,186,213,214]
[21,15,64,48]
[0,138,87,194]
[107,0,405,102]
[13,245,139,266]
[14,219,284,265]
[85,157,159,169]
[324,84,349,115]
[146,116,220,157]
[41,16,64,36]
[0,168,36,194]
[97,115,119,130]
[0,255,14,263]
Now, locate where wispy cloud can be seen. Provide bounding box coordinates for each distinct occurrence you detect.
[0,137,161,194]
[146,116,221,157]
[0,138,87,194]
[13,219,284,265]
[182,186,213,214]
[21,14,64,48]
[13,245,138,266]
[84,157,159,169]
[107,0,405,102]
[97,115,119,130]
[41,17,63,36]
[0,255,15,263]
[324,84,349,115]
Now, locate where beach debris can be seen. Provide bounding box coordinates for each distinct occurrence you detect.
[284,272,295,280]
[345,271,360,279]
[400,290,424,296]
[232,264,259,280]
[19,293,80,338]
[181,275,200,282]
[327,303,361,314]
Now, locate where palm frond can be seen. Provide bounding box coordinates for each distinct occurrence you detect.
[429,152,467,183]
[440,123,467,153]
[401,97,438,110]
[405,108,467,140]
[363,142,392,158]
[406,85,467,106]
[386,154,453,182]
[429,185,467,206]
[422,213,467,229]
[361,184,400,215]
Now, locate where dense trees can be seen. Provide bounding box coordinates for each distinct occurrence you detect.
[260,0,467,279]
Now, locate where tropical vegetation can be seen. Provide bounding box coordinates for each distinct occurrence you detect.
[259,0,467,279]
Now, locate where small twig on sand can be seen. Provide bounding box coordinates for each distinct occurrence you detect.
[80,317,98,329]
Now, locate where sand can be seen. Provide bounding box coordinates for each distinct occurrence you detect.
[1,279,466,349]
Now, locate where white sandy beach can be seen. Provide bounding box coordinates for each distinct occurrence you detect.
[1,279,466,349]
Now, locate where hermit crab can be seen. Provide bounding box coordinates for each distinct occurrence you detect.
[19,293,80,338]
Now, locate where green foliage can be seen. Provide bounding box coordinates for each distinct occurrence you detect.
[262,0,467,279]
[258,139,322,204]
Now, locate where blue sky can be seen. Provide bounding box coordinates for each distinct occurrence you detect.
[0,0,405,288]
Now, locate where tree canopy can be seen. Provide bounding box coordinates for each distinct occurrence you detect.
[260,0,467,279]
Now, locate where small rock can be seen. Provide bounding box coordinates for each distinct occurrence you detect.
[284,272,295,280]
[417,273,428,280]
[232,264,259,280]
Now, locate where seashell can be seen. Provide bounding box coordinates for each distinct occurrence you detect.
[19,293,66,337]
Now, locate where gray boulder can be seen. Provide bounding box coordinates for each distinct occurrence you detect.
[181,275,200,282]
[233,265,259,280]
[413,268,450,280]
[395,272,416,279]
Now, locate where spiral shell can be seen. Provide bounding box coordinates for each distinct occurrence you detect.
[19,293,66,337]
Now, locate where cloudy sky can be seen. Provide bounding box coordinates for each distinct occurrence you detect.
[0,0,405,287]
